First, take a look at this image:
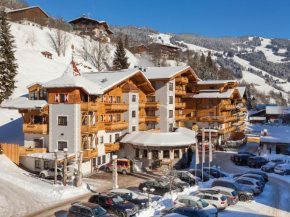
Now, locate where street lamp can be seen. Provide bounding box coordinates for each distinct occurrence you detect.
[63,148,68,186]
[112,155,118,189]
[142,187,155,208]
[54,149,58,185]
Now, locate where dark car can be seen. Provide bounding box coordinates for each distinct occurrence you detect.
[261,159,284,173]
[234,174,266,187]
[189,169,213,182]
[247,157,269,168]
[160,176,190,191]
[88,193,137,217]
[233,154,251,166]
[230,152,255,161]
[241,171,269,182]
[161,207,209,217]
[203,167,228,178]
[175,171,200,186]
[211,179,253,201]
[138,179,176,196]
[67,202,117,217]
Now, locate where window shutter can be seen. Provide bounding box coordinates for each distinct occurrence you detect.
[109,96,111,103]
[42,116,46,124]
[113,96,115,102]
[103,115,106,122]
[113,115,116,121]
[103,96,106,102]
[109,115,112,122]
[65,93,69,103]
[55,94,59,103]
[30,115,34,124]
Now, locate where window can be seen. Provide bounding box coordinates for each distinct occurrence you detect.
[209,99,214,104]
[102,155,106,164]
[117,96,121,103]
[174,150,179,159]
[115,134,119,141]
[60,94,65,103]
[34,139,43,148]
[169,96,173,104]
[163,150,170,158]
[132,110,136,118]
[100,136,104,144]
[39,90,47,100]
[152,150,159,159]
[169,83,173,91]
[117,114,121,122]
[44,161,50,169]
[143,150,148,158]
[58,116,67,126]
[136,149,139,158]
[209,112,214,116]
[169,123,174,132]
[97,157,101,165]
[100,96,104,102]
[169,110,173,118]
[58,141,67,150]
[30,90,38,100]
[35,160,40,169]
[109,135,112,143]
[132,126,136,132]
[209,123,214,128]
[132,95,136,102]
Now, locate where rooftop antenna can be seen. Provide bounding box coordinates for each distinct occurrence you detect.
[88,12,91,18]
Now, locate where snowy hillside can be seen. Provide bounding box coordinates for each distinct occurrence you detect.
[0,22,139,144]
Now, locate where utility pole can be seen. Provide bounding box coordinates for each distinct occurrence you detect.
[63,148,68,186]
[54,149,58,185]
[77,151,83,187]
[112,155,118,189]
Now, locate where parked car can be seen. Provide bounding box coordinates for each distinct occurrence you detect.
[110,189,148,210]
[235,177,263,195]
[247,157,269,168]
[203,167,228,178]
[261,159,284,173]
[161,207,210,217]
[39,167,73,180]
[88,193,137,217]
[67,202,117,217]
[138,179,176,196]
[195,190,228,210]
[175,171,200,186]
[240,171,268,182]
[274,164,290,175]
[105,159,133,175]
[230,152,255,161]
[211,186,239,205]
[233,154,251,166]
[174,195,218,217]
[161,176,190,191]
[211,179,253,201]
[189,169,213,182]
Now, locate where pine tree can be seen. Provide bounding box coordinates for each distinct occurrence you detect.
[0,9,17,103]
[113,38,129,70]
[124,35,129,49]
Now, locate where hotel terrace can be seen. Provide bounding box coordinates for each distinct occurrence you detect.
[1,64,247,173]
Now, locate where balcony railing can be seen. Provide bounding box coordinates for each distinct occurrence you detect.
[220,104,236,111]
[145,102,160,109]
[236,123,246,132]
[218,126,237,134]
[81,102,99,111]
[240,107,247,112]
[104,121,129,131]
[81,125,98,133]
[175,89,186,96]
[83,149,98,159]
[105,103,129,112]
[175,102,186,109]
[139,102,146,108]
[175,115,186,121]
[175,77,188,84]
[139,123,147,131]
[139,115,146,123]
[23,124,48,134]
[145,116,160,123]
[105,143,120,153]
[242,99,246,103]
[19,147,47,157]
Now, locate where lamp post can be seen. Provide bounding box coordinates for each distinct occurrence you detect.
[142,187,155,208]
[112,155,118,189]
[54,149,58,185]
[63,148,68,186]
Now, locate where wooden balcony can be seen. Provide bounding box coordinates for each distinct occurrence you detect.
[23,124,48,134]
[81,102,99,111]
[145,116,160,123]
[175,89,186,96]
[105,143,120,153]
[83,149,98,159]
[236,123,246,132]
[220,104,236,111]
[139,102,146,108]
[224,116,238,122]
[81,125,98,133]
[139,115,146,123]
[175,102,186,109]
[242,99,246,103]
[104,121,129,131]
[175,115,186,121]
[218,126,236,134]
[238,115,246,121]
[148,129,161,133]
[139,123,147,131]
[240,107,247,112]
[105,103,129,112]
[175,77,189,84]
[145,102,160,110]
[19,147,47,157]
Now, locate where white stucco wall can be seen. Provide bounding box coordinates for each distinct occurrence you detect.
[24,134,49,149]
[123,92,139,133]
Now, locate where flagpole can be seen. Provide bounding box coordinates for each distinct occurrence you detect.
[209,126,211,177]
[202,127,205,186]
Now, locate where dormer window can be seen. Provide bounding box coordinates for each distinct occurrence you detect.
[39,90,47,100]
[31,90,38,100]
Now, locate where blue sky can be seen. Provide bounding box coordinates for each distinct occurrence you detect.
[27,0,290,39]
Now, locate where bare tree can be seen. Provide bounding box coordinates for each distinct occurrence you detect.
[161,168,178,196]
[87,40,109,72]
[79,38,90,62]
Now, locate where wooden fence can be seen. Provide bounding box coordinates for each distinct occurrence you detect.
[0,143,20,165]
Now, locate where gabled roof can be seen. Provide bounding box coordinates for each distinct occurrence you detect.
[187,88,241,99]
[197,80,237,85]
[236,86,246,97]
[122,83,139,92]
[266,106,290,115]
[7,6,50,18]
[260,125,290,144]
[1,97,47,109]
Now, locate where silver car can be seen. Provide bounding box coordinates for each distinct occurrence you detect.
[195,191,228,210]
[261,159,284,173]
[211,186,239,205]
[235,177,263,195]
[39,167,73,180]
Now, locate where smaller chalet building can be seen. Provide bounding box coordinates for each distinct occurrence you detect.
[7,6,49,26]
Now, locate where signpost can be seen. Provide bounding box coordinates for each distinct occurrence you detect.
[54,149,58,185]
[202,127,205,185]
[112,155,118,189]
[209,126,212,177]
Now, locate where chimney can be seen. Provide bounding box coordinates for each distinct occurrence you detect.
[82,13,86,17]
[263,129,268,137]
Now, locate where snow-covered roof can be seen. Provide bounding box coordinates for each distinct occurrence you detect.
[249,117,266,121]
[82,68,152,92]
[266,106,290,115]
[27,152,75,161]
[142,66,191,80]
[1,97,47,109]
[26,82,43,89]
[121,127,197,147]
[6,6,50,18]
[260,125,290,144]
[197,80,237,85]
[236,86,246,97]
[190,89,237,99]
[42,64,102,95]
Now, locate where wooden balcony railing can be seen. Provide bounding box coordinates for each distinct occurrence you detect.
[175,102,186,109]
[236,123,246,132]
[139,123,147,131]
[218,126,237,134]
[220,104,236,111]
[175,115,186,121]
[139,115,146,123]
[242,99,246,103]
[19,147,47,157]
[105,143,120,153]
[145,116,160,123]
[81,125,99,133]
[139,102,146,108]
[240,107,247,112]
[175,89,186,96]
[83,149,98,159]
[104,121,129,131]
[105,103,129,112]
[148,129,161,133]
[175,77,189,84]
[145,102,160,109]
[238,115,246,121]
[23,124,48,134]
[81,102,99,111]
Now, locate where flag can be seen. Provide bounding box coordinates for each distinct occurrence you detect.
[202,127,205,163]
[195,143,199,165]
[209,127,212,162]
